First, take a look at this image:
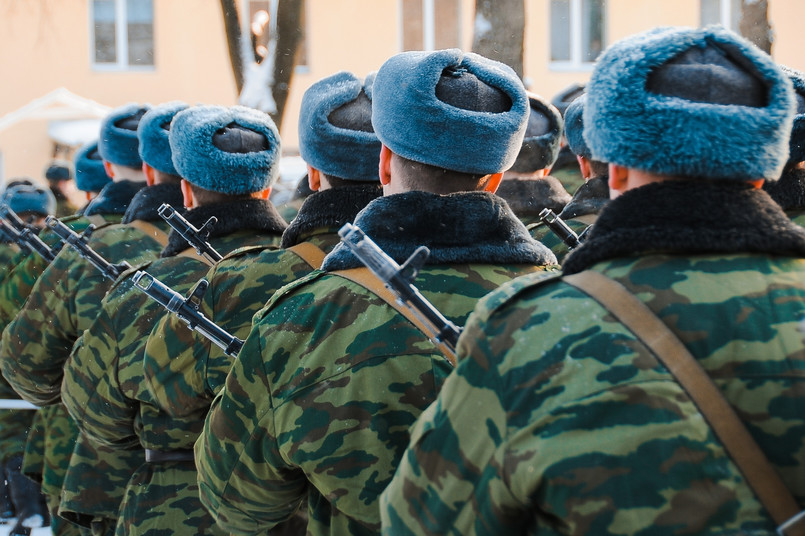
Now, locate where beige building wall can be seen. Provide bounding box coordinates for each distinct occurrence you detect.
[2,0,804,185]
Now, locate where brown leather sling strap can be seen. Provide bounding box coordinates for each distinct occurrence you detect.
[176,247,216,267]
[330,267,457,367]
[563,270,805,536]
[288,242,328,270]
[85,214,110,228]
[127,220,170,249]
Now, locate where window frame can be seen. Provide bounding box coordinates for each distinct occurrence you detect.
[397,0,462,52]
[89,0,155,72]
[549,0,605,73]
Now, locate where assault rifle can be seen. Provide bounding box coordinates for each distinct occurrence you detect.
[3,207,60,262]
[130,272,244,357]
[158,204,223,263]
[0,218,32,255]
[44,215,242,356]
[338,223,461,364]
[538,208,582,250]
[45,216,130,280]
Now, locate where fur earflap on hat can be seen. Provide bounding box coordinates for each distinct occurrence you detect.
[74,140,112,193]
[299,71,381,182]
[170,105,281,195]
[44,161,72,182]
[584,26,795,182]
[98,103,151,168]
[4,184,56,216]
[564,94,591,159]
[73,141,112,192]
[551,82,585,117]
[372,49,529,175]
[509,93,563,173]
[781,65,805,165]
[138,101,189,176]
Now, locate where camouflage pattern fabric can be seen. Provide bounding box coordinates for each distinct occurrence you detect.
[197,260,552,535]
[21,407,44,483]
[0,217,172,532]
[62,229,279,536]
[791,210,805,227]
[143,230,339,421]
[41,404,83,536]
[380,254,805,535]
[551,165,584,197]
[529,216,594,264]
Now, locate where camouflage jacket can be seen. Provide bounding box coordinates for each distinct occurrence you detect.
[143,185,381,423]
[196,191,558,536]
[380,181,805,535]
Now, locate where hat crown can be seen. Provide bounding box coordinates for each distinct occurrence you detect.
[212,123,270,153]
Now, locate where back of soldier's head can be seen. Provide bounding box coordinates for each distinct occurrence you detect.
[44,161,72,183]
[74,140,112,193]
[4,184,56,223]
[507,93,563,175]
[98,103,151,171]
[299,71,382,184]
[372,49,529,191]
[584,26,795,184]
[551,82,586,118]
[138,101,189,183]
[169,105,281,203]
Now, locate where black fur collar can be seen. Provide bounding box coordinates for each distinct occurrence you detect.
[161,198,287,258]
[763,167,805,212]
[280,184,381,248]
[563,180,805,275]
[559,175,610,219]
[84,180,146,216]
[322,190,556,271]
[495,176,571,217]
[122,182,184,223]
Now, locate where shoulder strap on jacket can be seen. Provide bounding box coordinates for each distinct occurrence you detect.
[287,242,327,270]
[86,214,111,228]
[330,267,456,366]
[127,220,170,249]
[563,270,804,535]
[176,247,215,267]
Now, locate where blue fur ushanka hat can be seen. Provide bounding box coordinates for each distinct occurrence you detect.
[509,93,564,173]
[372,49,529,175]
[584,26,795,182]
[138,101,189,176]
[299,71,381,182]
[170,105,281,195]
[564,94,591,160]
[98,103,151,168]
[781,65,805,164]
[74,140,111,192]
[4,184,56,216]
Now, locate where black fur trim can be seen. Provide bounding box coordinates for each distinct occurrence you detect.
[84,180,146,216]
[161,198,287,258]
[280,184,381,248]
[559,175,610,219]
[322,190,556,271]
[122,182,184,223]
[763,167,805,211]
[563,180,805,275]
[495,176,571,217]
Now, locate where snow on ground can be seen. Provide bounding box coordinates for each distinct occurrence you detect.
[0,520,51,535]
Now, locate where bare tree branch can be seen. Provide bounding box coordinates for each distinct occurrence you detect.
[472,0,524,79]
[739,0,772,54]
[219,0,244,94]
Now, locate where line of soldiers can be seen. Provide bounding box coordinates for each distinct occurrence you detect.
[0,23,801,536]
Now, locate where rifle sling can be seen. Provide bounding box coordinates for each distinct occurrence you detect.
[86,214,110,228]
[563,270,804,535]
[330,267,456,367]
[127,220,170,249]
[177,247,215,267]
[288,242,327,270]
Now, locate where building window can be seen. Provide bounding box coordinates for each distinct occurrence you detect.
[91,0,154,69]
[701,0,741,31]
[550,0,605,69]
[401,0,461,51]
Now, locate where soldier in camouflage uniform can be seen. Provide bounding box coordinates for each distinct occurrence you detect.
[765,66,805,227]
[496,93,570,227]
[61,104,288,535]
[0,102,186,536]
[196,49,557,536]
[0,141,112,536]
[548,82,585,195]
[531,94,610,262]
[381,26,805,535]
[44,161,80,218]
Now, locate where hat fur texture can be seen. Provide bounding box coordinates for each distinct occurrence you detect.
[299,71,381,181]
[4,184,56,216]
[564,94,591,160]
[584,26,795,181]
[138,101,189,176]
[74,140,112,193]
[781,65,805,164]
[372,49,529,175]
[98,103,151,168]
[169,105,281,195]
[509,93,564,173]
